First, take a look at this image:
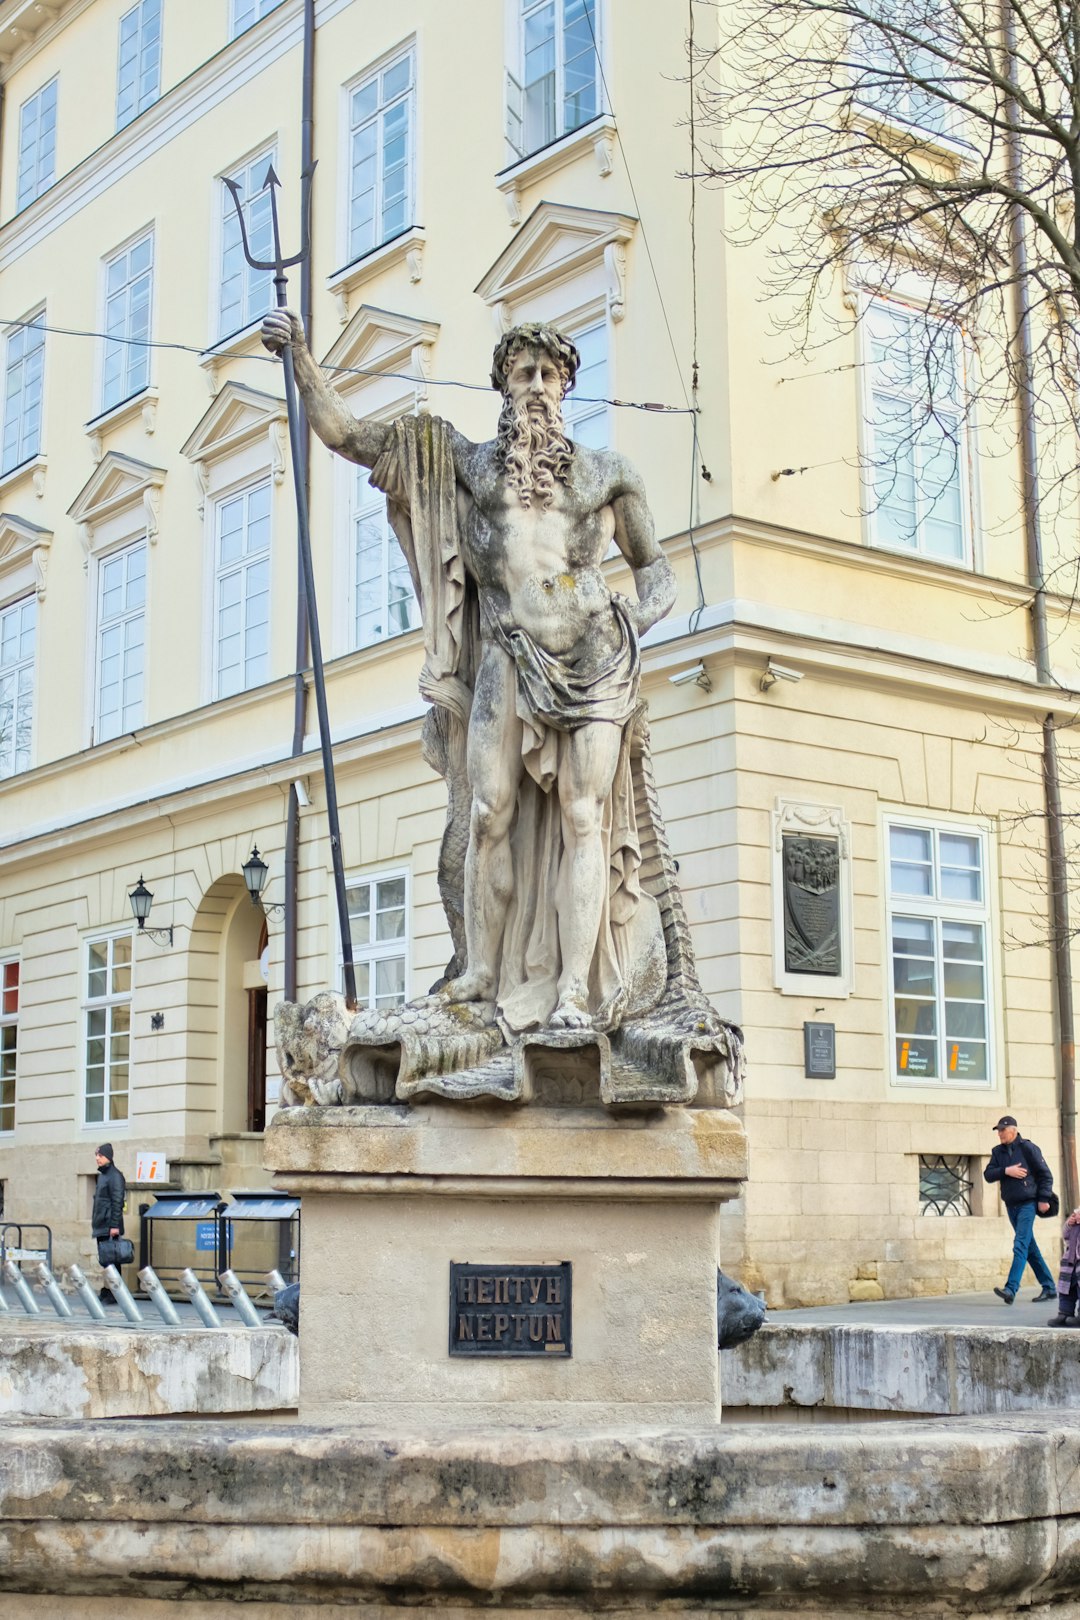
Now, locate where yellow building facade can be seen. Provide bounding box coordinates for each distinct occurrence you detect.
[0,0,1074,1304]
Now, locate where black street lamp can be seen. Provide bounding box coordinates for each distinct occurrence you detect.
[127,876,173,946]
[243,847,284,918]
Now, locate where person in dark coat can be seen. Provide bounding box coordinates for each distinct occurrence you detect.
[91,1143,126,1304]
[983,1115,1056,1304]
[1049,1208,1080,1326]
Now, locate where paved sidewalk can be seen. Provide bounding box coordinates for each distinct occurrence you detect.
[774,1288,1068,1330]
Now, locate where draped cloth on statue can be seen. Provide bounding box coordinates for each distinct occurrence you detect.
[370,414,650,1036]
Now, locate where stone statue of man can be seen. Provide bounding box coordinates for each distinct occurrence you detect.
[263,310,676,1039]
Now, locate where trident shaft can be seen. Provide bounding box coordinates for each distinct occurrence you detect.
[224,164,358,1009]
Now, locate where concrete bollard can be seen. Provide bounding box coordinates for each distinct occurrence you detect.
[103,1265,143,1324]
[67,1264,108,1322]
[138,1266,182,1327]
[2,1260,40,1314]
[34,1263,74,1319]
[179,1268,221,1328]
[219,1268,263,1328]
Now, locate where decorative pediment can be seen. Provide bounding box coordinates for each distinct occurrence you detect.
[181,382,288,515]
[321,305,439,408]
[474,201,637,329]
[0,512,52,600]
[67,452,166,555]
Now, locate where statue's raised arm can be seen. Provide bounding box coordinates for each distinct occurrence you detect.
[262,308,392,468]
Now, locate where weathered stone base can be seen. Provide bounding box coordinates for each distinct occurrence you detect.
[5,1604,1080,1620]
[2,1415,1080,1613]
[266,1102,747,1426]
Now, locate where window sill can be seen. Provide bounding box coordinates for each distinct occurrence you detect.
[497,114,617,226]
[846,102,971,167]
[324,226,426,324]
[85,388,158,462]
[869,537,975,574]
[0,453,46,501]
[200,318,271,393]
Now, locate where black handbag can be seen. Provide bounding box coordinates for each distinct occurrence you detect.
[97,1236,135,1267]
[1038,1192,1061,1220]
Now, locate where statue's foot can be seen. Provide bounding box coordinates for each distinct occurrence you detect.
[549,988,593,1030]
[442,968,496,1005]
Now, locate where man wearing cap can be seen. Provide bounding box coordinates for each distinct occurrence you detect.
[983,1116,1056,1304]
[91,1144,126,1305]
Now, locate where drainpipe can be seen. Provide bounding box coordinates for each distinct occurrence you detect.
[283,0,316,1003]
[1003,3,1078,1210]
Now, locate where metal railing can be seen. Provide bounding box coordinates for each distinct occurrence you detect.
[0,1261,285,1331]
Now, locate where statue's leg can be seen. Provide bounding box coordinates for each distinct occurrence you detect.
[550,720,623,1029]
[443,642,523,1005]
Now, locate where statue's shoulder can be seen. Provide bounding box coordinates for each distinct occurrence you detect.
[449,428,499,492]
[572,442,643,497]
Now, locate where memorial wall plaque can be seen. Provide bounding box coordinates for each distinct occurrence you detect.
[449,1262,572,1357]
[804,1021,836,1079]
[783,834,841,976]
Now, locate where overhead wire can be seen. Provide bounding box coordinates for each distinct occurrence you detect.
[0,314,694,415]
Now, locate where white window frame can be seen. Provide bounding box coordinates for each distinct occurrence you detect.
[216,144,277,343]
[0,958,19,1136]
[350,463,420,651]
[16,78,57,212]
[561,313,610,450]
[2,308,46,476]
[884,814,996,1090]
[211,477,272,700]
[94,538,147,743]
[858,293,977,569]
[0,594,35,779]
[852,2,952,142]
[230,0,284,38]
[342,45,416,269]
[100,230,154,414]
[82,930,134,1130]
[116,0,162,132]
[337,868,411,1011]
[508,0,603,161]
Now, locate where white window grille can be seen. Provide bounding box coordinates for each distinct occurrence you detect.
[346,51,415,265]
[0,596,34,779]
[219,149,276,340]
[562,320,609,449]
[83,933,132,1126]
[102,234,153,411]
[116,0,162,131]
[864,298,971,564]
[353,466,418,649]
[509,0,600,160]
[16,80,57,211]
[2,313,45,475]
[96,541,146,742]
[231,0,283,37]
[0,960,18,1134]
[214,481,271,698]
[341,873,409,1009]
[887,820,992,1085]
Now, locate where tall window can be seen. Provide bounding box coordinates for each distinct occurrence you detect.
[219,149,276,340]
[509,0,599,160]
[2,313,45,475]
[84,933,132,1126]
[96,542,146,742]
[0,596,34,779]
[102,234,153,411]
[864,298,970,564]
[214,481,270,698]
[231,0,284,36]
[116,0,162,131]
[346,51,415,265]
[353,466,418,648]
[343,873,408,1009]
[562,321,609,449]
[888,820,991,1085]
[0,961,18,1134]
[16,80,57,211]
[856,2,949,136]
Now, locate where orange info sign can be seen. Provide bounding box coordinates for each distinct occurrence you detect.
[448,1262,572,1358]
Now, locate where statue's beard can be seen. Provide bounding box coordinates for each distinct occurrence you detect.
[497,393,574,509]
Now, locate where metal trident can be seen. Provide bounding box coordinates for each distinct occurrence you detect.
[223,164,358,1009]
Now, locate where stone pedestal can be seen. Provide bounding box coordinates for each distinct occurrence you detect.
[266,1102,747,1427]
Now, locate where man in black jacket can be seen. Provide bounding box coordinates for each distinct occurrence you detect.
[983,1115,1057,1304]
[91,1143,125,1304]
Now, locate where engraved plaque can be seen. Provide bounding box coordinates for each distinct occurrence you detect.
[449,1262,572,1357]
[804,1020,836,1079]
[783,834,841,976]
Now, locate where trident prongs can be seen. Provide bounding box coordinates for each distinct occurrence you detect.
[223,162,315,299]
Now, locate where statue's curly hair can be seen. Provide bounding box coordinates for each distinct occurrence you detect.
[490,323,581,396]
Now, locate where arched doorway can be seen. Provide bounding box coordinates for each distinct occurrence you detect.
[189,875,269,1135]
